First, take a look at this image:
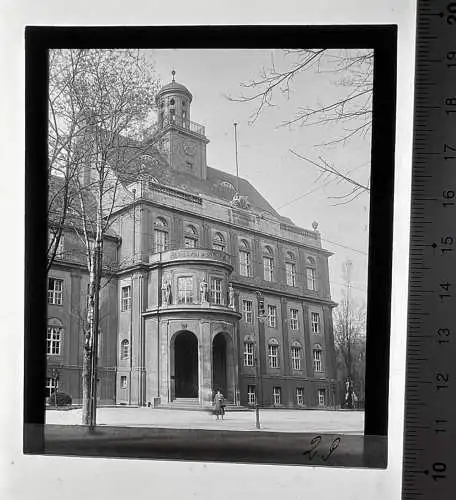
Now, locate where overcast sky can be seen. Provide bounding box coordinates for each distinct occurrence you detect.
[148,49,372,306]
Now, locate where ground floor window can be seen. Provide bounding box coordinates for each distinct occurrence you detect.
[247,385,256,405]
[296,387,304,406]
[46,377,58,398]
[273,386,281,405]
[318,388,326,406]
[120,376,128,389]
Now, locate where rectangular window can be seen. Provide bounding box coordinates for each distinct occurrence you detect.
[46,377,58,398]
[121,285,132,312]
[268,344,279,368]
[213,243,225,252]
[120,376,128,389]
[318,389,326,406]
[184,236,197,248]
[273,386,281,405]
[48,278,63,305]
[311,312,321,334]
[307,268,317,291]
[267,305,277,328]
[239,250,251,277]
[247,385,256,405]
[210,277,223,305]
[244,342,255,367]
[291,346,301,370]
[296,387,304,406]
[290,308,299,330]
[242,300,253,323]
[177,276,194,304]
[286,262,296,286]
[313,350,322,372]
[154,229,168,253]
[263,256,274,281]
[47,327,62,355]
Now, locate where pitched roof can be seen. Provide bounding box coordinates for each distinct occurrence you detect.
[121,148,294,224]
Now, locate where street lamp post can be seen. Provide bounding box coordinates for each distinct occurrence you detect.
[51,367,60,407]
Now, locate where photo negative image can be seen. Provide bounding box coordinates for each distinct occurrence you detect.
[25,26,396,468]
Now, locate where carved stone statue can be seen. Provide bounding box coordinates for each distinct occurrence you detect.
[231,194,251,210]
[200,279,208,303]
[162,280,171,306]
[228,283,235,309]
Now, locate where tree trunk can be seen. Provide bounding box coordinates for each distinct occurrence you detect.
[89,242,102,428]
[81,332,92,425]
[82,257,97,425]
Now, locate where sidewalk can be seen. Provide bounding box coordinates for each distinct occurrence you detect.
[46,407,364,434]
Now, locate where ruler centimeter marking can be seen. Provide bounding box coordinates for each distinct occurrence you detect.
[403,1,456,499]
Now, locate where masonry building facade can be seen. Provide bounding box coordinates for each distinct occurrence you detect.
[47,76,338,409]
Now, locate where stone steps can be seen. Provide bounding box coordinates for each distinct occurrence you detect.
[158,398,251,412]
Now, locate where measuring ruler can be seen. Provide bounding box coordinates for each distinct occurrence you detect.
[403,0,456,498]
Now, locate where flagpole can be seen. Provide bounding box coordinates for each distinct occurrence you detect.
[234,122,239,193]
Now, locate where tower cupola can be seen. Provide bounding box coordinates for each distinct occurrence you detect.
[156,70,193,130]
[154,71,208,180]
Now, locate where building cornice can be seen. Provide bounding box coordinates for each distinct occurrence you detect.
[111,197,333,257]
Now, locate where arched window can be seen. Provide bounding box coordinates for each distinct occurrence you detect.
[306,256,317,291]
[243,335,255,367]
[286,251,297,287]
[313,344,323,372]
[154,217,169,253]
[47,318,63,356]
[263,246,274,282]
[213,232,226,252]
[120,339,130,360]
[268,338,279,368]
[291,341,302,370]
[239,240,251,277]
[184,224,199,248]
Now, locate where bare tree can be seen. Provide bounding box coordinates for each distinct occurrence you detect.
[333,259,366,408]
[229,49,373,200]
[48,49,160,426]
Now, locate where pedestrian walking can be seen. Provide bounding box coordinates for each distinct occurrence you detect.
[213,389,225,420]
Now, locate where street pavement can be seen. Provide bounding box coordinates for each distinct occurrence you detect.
[46,407,364,434]
[38,409,383,467]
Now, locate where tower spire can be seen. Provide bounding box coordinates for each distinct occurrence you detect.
[171,69,176,82]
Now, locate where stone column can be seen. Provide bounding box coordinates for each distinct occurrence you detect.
[200,320,213,406]
[159,319,170,402]
[144,317,157,405]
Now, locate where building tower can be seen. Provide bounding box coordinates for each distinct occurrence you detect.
[155,70,209,180]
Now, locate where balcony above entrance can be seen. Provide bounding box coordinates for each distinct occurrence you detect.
[149,248,233,272]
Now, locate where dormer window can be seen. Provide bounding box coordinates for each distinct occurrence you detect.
[170,98,175,106]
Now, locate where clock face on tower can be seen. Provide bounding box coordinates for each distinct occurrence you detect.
[182,141,196,156]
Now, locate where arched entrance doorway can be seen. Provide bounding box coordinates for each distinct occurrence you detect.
[212,333,227,396]
[173,331,198,398]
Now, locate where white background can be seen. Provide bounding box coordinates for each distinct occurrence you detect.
[0,1,415,499]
